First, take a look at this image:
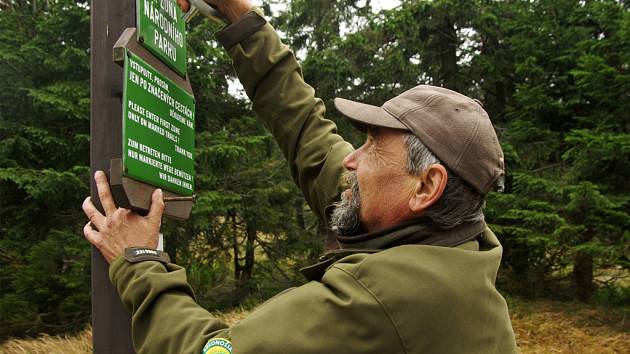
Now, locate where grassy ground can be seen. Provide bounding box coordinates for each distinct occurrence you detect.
[0,310,248,354]
[0,299,627,354]
[508,298,628,353]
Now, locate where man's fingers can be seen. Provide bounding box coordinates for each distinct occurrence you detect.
[176,0,190,12]
[83,221,102,247]
[147,189,165,220]
[94,171,117,215]
[82,196,106,230]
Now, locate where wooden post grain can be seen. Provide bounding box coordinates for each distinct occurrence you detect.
[90,0,136,352]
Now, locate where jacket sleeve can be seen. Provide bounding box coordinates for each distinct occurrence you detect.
[110,256,405,354]
[226,263,405,354]
[216,8,354,223]
[109,257,231,354]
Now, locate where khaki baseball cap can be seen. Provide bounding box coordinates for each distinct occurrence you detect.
[334,85,504,194]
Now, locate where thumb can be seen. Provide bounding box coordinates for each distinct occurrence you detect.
[147,189,165,220]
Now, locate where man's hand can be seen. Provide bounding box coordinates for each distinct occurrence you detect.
[82,171,165,264]
[176,0,253,23]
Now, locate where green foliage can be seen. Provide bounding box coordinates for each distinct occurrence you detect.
[281,0,630,302]
[2,0,629,340]
[474,0,630,301]
[0,0,91,337]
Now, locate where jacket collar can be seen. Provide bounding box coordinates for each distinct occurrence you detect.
[335,217,486,249]
[300,218,486,281]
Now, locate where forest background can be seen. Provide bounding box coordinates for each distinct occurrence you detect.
[0,0,628,340]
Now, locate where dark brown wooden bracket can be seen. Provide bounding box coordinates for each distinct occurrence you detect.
[109,28,195,220]
[110,159,193,220]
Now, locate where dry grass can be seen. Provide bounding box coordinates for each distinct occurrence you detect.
[1,300,627,354]
[0,309,250,354]
[511,299,629,354]
[0,327,92,354]
[212,307,249,326]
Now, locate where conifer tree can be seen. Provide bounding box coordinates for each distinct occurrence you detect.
[0,0,91,337]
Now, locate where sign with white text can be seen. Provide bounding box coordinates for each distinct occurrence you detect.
[122,49,195,196]
[136,0,187,77]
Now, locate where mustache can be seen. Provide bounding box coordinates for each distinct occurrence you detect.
[330,171,362,236]
[342,171,359,197]
[341,171,357,189]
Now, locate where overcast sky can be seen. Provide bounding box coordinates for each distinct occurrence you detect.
[371,0,401,11]
[261,0,402,13]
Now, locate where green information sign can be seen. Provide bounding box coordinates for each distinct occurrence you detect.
[136,0,187,77]
[122,50,195,196]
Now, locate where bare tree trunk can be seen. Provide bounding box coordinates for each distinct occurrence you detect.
[295,199,305,231]
[242,221,256,281]
[437,18,459,91]
[574,230,594,302]
[230,211,242,281]
[479,32,514,123]
[574,253,593,302]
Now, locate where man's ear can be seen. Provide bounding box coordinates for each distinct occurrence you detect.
[409,164,448,213]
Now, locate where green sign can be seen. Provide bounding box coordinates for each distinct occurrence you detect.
[136,0,187,77]
[122,50,195,196]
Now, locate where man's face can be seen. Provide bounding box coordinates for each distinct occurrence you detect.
[331,127,419,235]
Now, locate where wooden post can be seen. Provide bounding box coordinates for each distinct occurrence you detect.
[90,0,136,352]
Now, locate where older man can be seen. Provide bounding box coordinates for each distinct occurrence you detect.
[82,0,517,353]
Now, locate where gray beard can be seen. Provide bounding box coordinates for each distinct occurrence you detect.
[330,172,362,236]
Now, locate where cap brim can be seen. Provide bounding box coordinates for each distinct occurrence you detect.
[334,98,407,132]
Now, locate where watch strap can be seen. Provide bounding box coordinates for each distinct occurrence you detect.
[124,247,171,264]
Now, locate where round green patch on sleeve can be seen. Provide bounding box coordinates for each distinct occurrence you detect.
[202,338,233,354]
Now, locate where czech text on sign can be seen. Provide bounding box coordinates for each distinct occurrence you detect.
[123,49,195,196]
[137,0,187,77]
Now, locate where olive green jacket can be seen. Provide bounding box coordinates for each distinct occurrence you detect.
[109,9,517,354]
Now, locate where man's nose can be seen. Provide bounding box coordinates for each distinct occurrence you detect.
[342,149,358,171]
